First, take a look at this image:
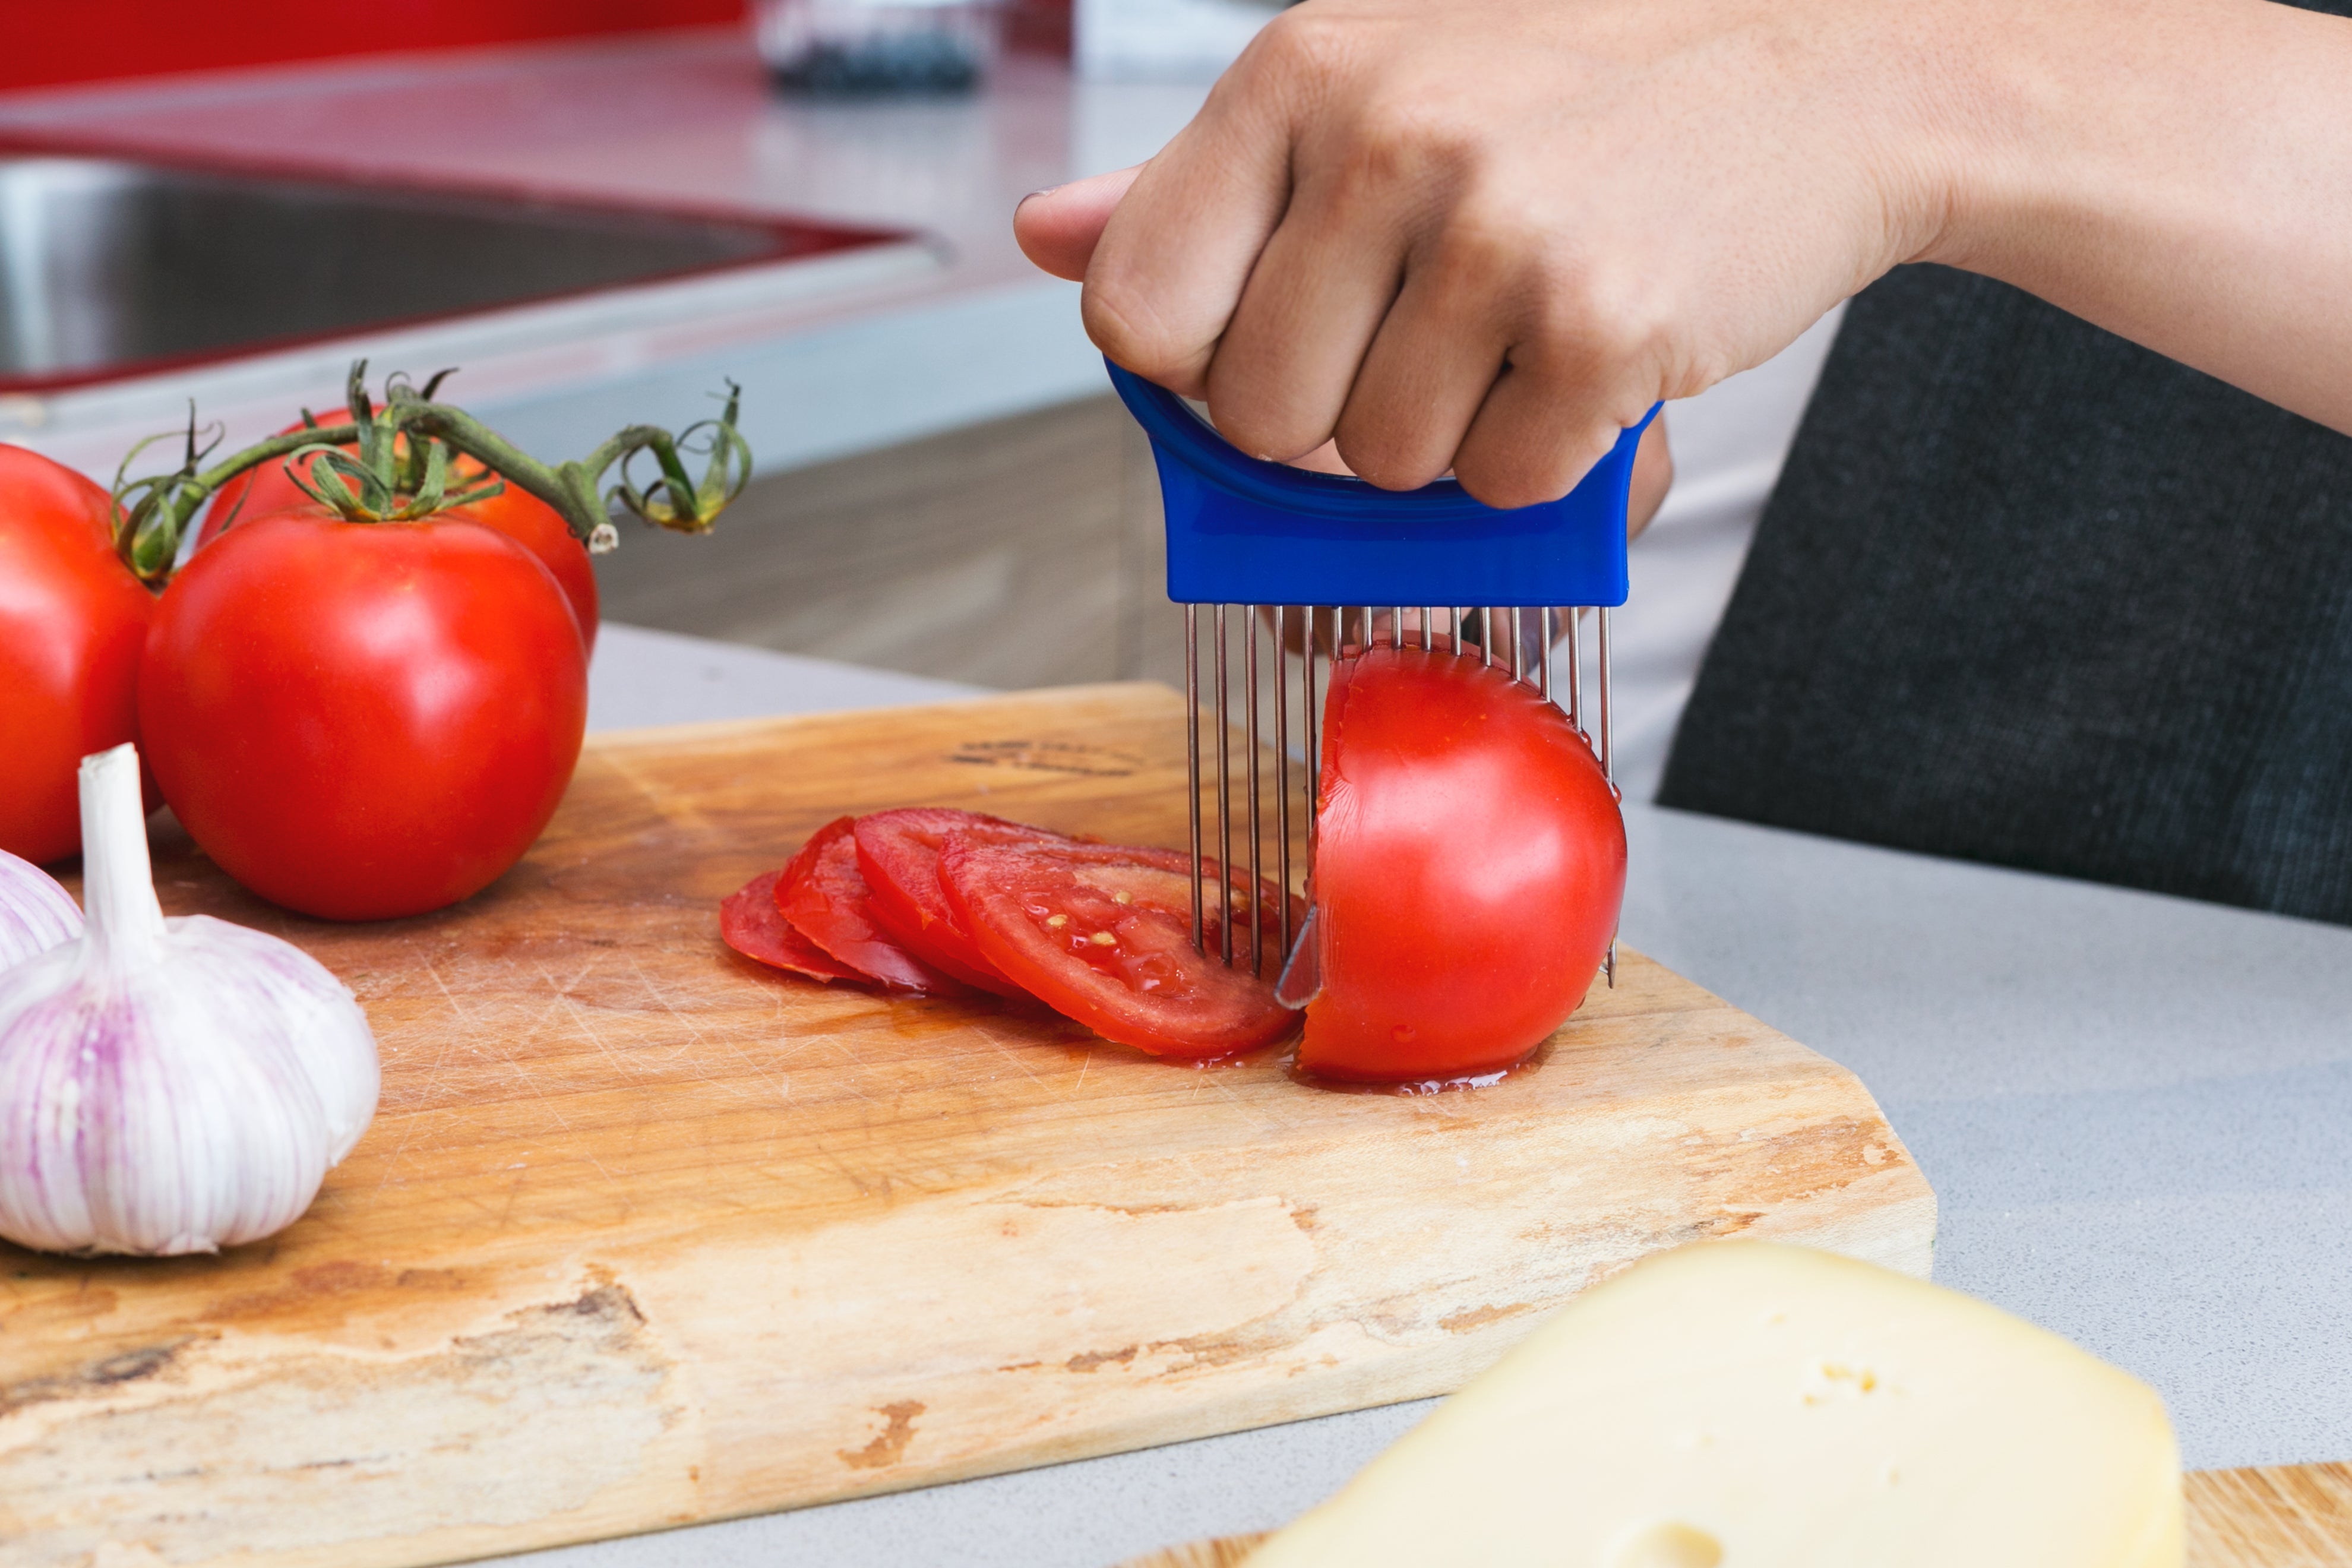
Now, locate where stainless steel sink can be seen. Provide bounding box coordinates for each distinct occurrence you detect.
[0,153,900,394]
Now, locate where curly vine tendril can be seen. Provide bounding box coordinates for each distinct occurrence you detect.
[110,360,752,584]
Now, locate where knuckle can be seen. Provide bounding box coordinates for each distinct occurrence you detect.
[1530,263,1675,378]
[1247,7,1357,88]
[1325,100,1484,217]
[1421,207,1531,303]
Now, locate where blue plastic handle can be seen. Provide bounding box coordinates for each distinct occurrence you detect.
[1107,359,1658,608]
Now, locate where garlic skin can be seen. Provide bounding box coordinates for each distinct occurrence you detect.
[0,745,380,1256]
[0,848,83,972]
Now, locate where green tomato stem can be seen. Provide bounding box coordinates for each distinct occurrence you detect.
[110,362,752,584]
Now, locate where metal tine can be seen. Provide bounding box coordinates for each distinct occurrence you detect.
[1600,604,1617,988]
[1304,606,1322,875]
[1481,606,1494,668]
[1390,606,1403,648]
[1539,607,1553,701]
[1420,608,1433,652]
[1186,604,1202,954]
[1566,605,1585,736]
[1245,603,1263,979]
[1599,606,1615,787]
[1276,606,1292,966]
[1214,603,1233,966]
[1510,606,1525,684]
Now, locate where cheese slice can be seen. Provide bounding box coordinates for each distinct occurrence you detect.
[1250,1241,2181,1568]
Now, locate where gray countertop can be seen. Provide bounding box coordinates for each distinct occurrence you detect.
[547,625,2352,1568]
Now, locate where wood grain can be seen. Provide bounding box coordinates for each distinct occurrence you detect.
[1121,1463,2352,1568]
[0,682,1934,1568]
[2189,1462,2352,1565]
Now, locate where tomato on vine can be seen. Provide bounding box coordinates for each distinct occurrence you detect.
[113,363,750,920]
[196,384,600,650]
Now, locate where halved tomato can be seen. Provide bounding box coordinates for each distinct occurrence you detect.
[1302,645,1624,1082]
[938,837,1299,1058]
[780,817,968,995]
[853,807,1070,998]
[720,868,862,983]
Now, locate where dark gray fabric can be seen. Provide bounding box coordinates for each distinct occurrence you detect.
[1656,257,2352,925]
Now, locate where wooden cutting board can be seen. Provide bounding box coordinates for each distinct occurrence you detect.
[0,682,1935,1568]
[1122,1462,2352,1567]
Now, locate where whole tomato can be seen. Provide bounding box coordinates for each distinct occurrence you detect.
[1301,644,1626,1083]
[0,445,153,864]
[140,507,587,920]
[200,417,600,651]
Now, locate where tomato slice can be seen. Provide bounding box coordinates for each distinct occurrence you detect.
[854,808,1067,998]
[938,837,1300,1058]
[779,817,969,995]
[720,868,864,984]
[1303,645,1625,1082]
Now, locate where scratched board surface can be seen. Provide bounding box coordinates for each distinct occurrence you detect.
[0,682,1936,1567]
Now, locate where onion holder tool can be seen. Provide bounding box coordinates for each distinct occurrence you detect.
[1107,360,1658,1001]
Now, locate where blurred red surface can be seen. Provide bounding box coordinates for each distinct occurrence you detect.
[1,1,751,91]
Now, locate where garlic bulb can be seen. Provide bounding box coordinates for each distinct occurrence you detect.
[0,745,380,1255]
[0,848,83,971]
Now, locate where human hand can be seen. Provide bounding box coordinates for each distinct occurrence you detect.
[1018,0,1978,508]
[1269,399,1673,536]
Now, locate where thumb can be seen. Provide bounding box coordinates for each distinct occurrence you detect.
[1014,165,1145,282]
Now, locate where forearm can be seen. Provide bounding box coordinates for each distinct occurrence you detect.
[1927,0,2352,435]
[1016,0,2352,502]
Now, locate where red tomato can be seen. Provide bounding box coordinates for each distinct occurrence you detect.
[140,508,586,920]
[779,818,968,995]
[722,867,863,982]
[1301,646,1624,1082]
[200,417,600,651]
[938,837,1298,1058]
[853,807,1070,998]
[0,446,153,864]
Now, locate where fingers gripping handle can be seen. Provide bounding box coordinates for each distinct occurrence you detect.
[1105,358,1657,609]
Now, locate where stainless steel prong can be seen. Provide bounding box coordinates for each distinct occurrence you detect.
[1186,603,1202,954]
[1481,606,1494,668]
[1305,608,1322,874]
[1245,603,1263,979]
[1601,603,1617,989]
[1566,605,1584,736]
[1421,608,1433,652]
[1510,606,1525,684]
[1539,607,1553,701]
[1276,606,1292,967]
[1391,606,1403,649]
[1599,605,1615,788]
[1215,603,1233,966]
